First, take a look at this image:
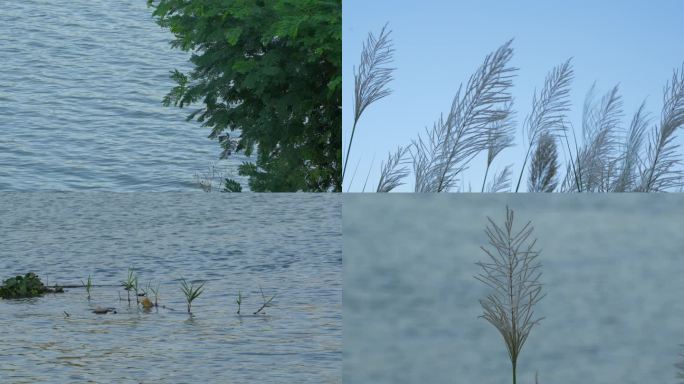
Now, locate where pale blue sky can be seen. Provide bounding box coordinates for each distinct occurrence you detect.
[343,0,684,192]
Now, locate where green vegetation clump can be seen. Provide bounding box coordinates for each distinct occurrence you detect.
[0,273,62,299]
[148,0,342,192]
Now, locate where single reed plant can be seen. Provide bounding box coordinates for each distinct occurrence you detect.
[180,278,204,314]
[343,23,395,186]
[348,24,684,192]
[81,274,92,300]
[121,268,137,305]
[236,290,243,315]
[149,281,161,307]
[253,286,276,315]
[475,207,545,384]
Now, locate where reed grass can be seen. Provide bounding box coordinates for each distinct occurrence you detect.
[343,23,395,185]
[412,40,516,192]
[236,290,243,315]
[81,274,92,300]
[253,286,276,315]
[149,281,161,307]
[475,207,544,384]
[180,278,204,314]
[352,25,684,192]
[121,268,136,305]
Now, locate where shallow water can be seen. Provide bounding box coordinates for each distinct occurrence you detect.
[0,193,341,383]
[0,1,248,191]
[344,194,684,384]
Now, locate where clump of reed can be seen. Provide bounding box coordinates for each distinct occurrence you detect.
[180,278,205,314]
[345,24,684,193]
[475,207,544,384]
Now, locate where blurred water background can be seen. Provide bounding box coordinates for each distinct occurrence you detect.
[344,194,684,384]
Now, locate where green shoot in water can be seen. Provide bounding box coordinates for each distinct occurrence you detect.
[253,286,276,315]
[180,278,204,314]
[236,290,243,314]
[149,281,161,307]
[81,274,92,300]
[121,268,137,305]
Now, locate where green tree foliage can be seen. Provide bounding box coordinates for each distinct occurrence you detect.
[148,0,342,191]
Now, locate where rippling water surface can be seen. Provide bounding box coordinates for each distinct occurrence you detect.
[0,193,341,383]
[344,195,684,384]
[0,1,248,191]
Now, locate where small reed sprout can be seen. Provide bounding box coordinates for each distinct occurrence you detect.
[121,268,137,305]
[475,207,544,384]
[180,278,204,314]
[236,290,243,315]
[149,281,161,307]
[81,274,92,300]
[253,286,276,315]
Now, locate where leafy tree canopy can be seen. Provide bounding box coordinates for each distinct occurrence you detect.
[148,0,341,191]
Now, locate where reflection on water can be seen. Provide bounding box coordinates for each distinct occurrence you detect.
[0,0,248,191]
[0,193,341,383]
[344,194,684,384]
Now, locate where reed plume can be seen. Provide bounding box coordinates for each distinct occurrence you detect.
[475,207,544,384]
[638,65,684,191]
[376,145,410,192]
[412,40,517,192]
[564,84,623,192]
[515,59,573,192]
[613,101,650,192]
[344,23,395,182]
[528,132,559,192]
[483,106,516,192]
[486,165,513,193]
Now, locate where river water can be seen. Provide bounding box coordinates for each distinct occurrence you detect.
[344,194,684,384]
[0,1,248,191]
[0,193,341,383]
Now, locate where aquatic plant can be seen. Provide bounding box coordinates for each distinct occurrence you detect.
[253,286,276,315]
[0,273,62,299]
[148,281,161,307]
[351,24,684,192]
[236,290,243,315]
[475,207,544,384]
[180,278,204,314]
[81,274,92,300]
[121,268,137,305]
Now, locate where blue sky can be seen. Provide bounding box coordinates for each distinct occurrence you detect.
[342,0,684,192]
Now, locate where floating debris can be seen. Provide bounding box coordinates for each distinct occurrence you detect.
[92,307,117,315]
